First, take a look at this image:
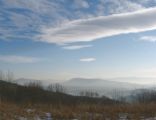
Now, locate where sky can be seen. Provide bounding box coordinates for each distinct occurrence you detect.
[1,0,156,82]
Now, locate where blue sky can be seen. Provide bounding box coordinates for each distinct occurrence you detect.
[1,0,156,81]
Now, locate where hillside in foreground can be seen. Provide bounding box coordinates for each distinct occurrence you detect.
[1,80,156,119]
[0,80,116,105]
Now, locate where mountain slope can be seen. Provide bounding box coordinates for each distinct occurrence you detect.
[0,80,116,104]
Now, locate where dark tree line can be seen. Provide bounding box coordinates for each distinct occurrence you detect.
[132,89,156,103]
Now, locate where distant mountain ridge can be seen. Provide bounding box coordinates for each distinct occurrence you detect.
[15,77,156,86]
[61,78,145,97]
[111,77,156,85]
[63,78,142,89]
[14,77,154,97]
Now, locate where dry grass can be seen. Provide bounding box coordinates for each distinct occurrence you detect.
[1,102,156,120]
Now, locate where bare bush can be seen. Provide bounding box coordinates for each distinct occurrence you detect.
[47,83,66,93]
[26,81,43,89]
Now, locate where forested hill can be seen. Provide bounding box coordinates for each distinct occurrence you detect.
[0,80,117,105]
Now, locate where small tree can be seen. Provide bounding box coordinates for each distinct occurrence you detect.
[26,81,43,89]
[79,91,85,96]
[0,70,5,80]
[80,90,99,98]
[54,83,65,93]
[47,83,66,93]
[6,70,14,82]
[47,84,54,92]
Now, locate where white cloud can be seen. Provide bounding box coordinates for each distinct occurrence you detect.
[134,0,156,6]
[63,45,92,50]
[140,36,156,42]
[0,55,40,63]
[3,0,61,15]
[74,0,89,9]
[2,0,156,43]
[97,0,144,15]
[37,7,156,44]
[80,58,96,62]
[1,0,70,36]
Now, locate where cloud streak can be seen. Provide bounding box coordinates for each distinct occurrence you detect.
[0,55,40,63]
[37,7,156,44]
[80,58,96,62]
[62,45,92,50]
[140,36,156,42]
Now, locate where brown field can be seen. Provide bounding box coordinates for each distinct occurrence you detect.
[1,101,156,120]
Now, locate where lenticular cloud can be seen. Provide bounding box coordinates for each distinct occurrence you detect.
[37,7,156,44]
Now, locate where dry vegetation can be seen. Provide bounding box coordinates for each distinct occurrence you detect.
[1,72,156,120]
[1,102,156,120]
